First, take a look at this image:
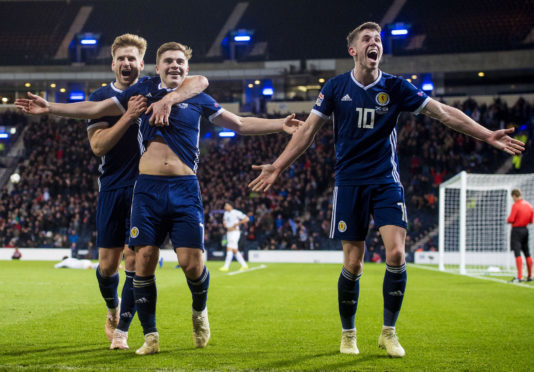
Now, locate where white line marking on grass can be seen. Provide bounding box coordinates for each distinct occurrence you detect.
[227,264,267,276]
[410,264,534,290]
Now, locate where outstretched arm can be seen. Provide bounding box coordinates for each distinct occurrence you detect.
[146,75,209,126]
[248,113,326,192]
[421,99,525,155]
[213,111,304,135]
[15,92,122,119]
[88,95,147,157]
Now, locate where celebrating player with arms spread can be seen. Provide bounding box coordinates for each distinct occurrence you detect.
[105,41,302,355]
[249,21,525,358]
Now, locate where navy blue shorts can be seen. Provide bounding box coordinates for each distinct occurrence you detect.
[330,183,407,241]
[129,174,204,250]
[96,186,134,248]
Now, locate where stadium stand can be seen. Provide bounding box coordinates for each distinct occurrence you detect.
[1,0,533,65]
[395,0,534,55]
[0,0,533,263]
[1,97,531,263]
[0,2,80,65]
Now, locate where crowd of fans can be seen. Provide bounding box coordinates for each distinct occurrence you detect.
[0,110,27,158]
[0,115,98,253]
[0,96,532,262]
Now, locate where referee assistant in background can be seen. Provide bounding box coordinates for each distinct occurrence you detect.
[507,189,534,282]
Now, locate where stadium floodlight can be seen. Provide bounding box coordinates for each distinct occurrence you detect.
[391,29,408,36]
[10,127,16,134]
[422,83,434,91]
[233,35,251,42]
[80,38,97,45]
[262,79,274,96]
[389,22,410,37]
[69,91,85,101]
[218,130,236,138]
[232,29,253,43]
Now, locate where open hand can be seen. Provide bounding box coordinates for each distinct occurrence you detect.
[487,127,525,155]
[248,164,280,192]
[282,113,305,134]
[15,92,50,115]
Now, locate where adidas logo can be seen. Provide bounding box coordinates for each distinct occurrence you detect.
[388,290,404,296]
[342,300,357,305]
[121,312,134,318]
[136,297,149,304]
[146,93,152,98]
[341,94,352,102]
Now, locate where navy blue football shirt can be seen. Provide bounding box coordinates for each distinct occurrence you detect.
[312,70,429,186]
[113,77,224,173]
[87,81,145,191]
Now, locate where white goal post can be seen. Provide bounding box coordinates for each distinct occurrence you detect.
[438,171,534,275]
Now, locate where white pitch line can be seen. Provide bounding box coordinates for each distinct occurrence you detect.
[410,264,534,290]
[227,264,267,276]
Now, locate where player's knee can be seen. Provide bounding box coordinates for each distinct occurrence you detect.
[98,257,119,275]
[387,249,405,266]
[181,262,202,278]
[344,258,363,275]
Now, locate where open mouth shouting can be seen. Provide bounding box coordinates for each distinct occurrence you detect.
[367,49,379,62]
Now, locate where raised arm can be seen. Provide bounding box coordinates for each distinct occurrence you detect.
[213,111,303,135]
[88,95,147,157]
[15,92,123,119]
[248,112,326,192]
[421,98,525,155]
[146,75,209,125]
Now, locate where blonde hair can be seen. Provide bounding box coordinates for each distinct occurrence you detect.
[346,22,381,48]
[156,42,193,63]
[111,34,147,59]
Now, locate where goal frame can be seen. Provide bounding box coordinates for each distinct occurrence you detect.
[438,171,534,275]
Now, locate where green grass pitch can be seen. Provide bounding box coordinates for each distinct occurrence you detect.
[0,260,532,371]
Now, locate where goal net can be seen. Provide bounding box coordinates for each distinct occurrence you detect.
[438,172,534,275]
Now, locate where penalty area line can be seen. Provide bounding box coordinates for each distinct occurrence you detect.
[228,264,267,276]
[409,264,534,290]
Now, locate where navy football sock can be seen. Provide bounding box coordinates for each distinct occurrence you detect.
[133,275,157,335]
[186,266,210,312]
[96,266,119,309]
[338,266,361,330]
[383,262,407,327]
[117,270,136,332]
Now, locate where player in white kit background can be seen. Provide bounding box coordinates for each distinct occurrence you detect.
[220,202,250,272]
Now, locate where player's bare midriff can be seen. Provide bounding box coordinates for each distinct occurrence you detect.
[139,136,194,176]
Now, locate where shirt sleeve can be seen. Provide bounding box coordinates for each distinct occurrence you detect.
[398,78,430,115]
[112,84,140,113]
[87,90,109,131]
[199,93,225,122]
[507,204,517,224]
[311,79,335,120]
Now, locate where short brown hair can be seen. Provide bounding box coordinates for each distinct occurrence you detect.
[346,22,381,48]
[156,42,193,63]
[511,189,522,198]
[111,33,147,59]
